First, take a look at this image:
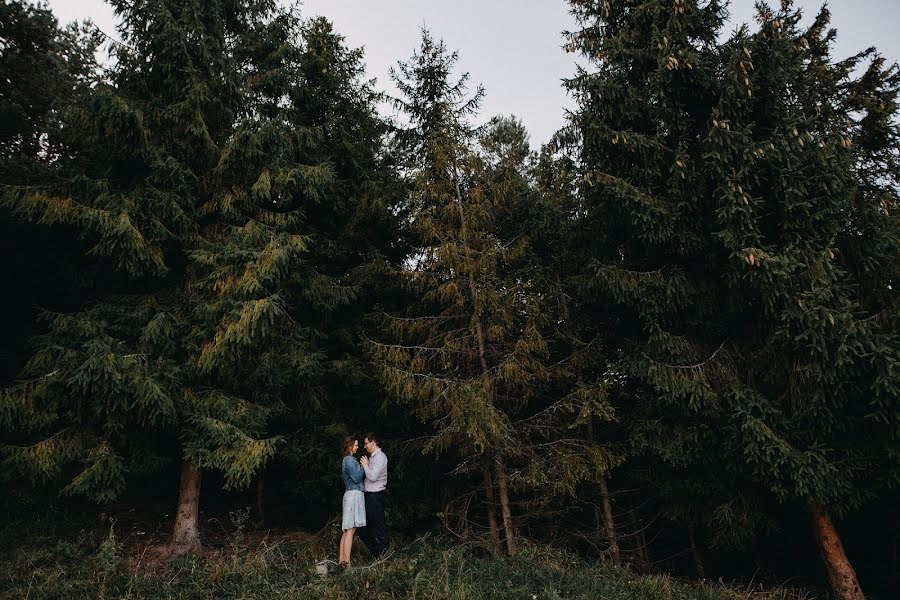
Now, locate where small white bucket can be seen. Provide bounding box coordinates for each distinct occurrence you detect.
[315,560,329,577]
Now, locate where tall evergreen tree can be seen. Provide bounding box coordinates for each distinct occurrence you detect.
[261,16,408,517]
[0,0,99,166]
[562,1,898,597]
[479,117,623,557]
[369,31,551,555]
[0,1,102,391]
[0,0,385,556]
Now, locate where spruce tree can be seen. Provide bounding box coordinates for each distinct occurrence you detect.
[0,0,335,556]
[0,0,100,166]
[563,1,898,596]
[260,16,409,515]
[0,1,102,392]
[478,118,623,556]
[369,31,554,555]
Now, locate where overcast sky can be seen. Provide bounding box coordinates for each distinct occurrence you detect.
[46,0,900,147]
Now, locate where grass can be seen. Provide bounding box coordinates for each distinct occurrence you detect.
[0,513,820,600]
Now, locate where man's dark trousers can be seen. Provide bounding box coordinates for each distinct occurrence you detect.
[361,490,390,557]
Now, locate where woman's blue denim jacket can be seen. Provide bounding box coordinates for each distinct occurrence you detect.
[342,455,365,492]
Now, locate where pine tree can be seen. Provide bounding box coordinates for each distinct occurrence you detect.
[563,0,898,596]
[0,1,102,392]
[480,119,624,557]
[258,16,409,515]
[0,0,336,556]
[0,1,96,165]
[368,31,553,555]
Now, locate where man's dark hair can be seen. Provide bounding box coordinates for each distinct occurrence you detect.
[364,432,378,445]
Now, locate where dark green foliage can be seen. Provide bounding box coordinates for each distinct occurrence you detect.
[0,0,100,164]
[0,0,404,509]
[562,0,898,558]
[2,0,299,501]
[0,0,898,592]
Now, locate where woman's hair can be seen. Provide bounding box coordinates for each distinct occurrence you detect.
[341,435,356,457]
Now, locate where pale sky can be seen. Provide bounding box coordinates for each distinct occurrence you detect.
[46,0,900,147]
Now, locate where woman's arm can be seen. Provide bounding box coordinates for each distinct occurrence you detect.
[345,456,365,483]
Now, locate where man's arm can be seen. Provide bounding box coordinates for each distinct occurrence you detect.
[363,452,387,482]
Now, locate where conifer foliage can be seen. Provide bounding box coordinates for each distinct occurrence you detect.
[369,31,553,556]
[562,1,898,597]
[0,0,897,593]
[0,0,99,165]
[1,0,400,556]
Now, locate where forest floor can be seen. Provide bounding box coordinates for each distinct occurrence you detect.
[0,511,821,600]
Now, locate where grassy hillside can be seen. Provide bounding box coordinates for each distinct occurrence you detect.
[0,513,819,600]
[0,519,824,600]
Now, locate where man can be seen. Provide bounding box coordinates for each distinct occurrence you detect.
[358,432,390,557]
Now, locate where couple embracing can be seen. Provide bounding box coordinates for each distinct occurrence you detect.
[338,432,390,567]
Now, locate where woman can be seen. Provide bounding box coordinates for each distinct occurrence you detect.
[338,435,366,567]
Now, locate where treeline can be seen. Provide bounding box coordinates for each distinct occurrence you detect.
[1,2,897,600]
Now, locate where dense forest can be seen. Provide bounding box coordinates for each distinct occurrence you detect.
[1,1,897,599]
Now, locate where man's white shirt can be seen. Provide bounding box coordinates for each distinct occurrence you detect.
[363,448,388,492]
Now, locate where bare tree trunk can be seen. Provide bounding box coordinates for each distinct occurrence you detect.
[807,498,865,600]
[688,523,705,579]
[255,474,265,527]
[638,516,651,567]
[482,464,501,552]
[170,460,202,557]
[622,508,640,567]
[887,500,900,595]
[750,535,767,578]
[495,459,516,556]
[585,418,620,566]
[598,477,621,566]
[624,508,651,569]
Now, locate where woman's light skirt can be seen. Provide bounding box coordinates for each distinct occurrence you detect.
[341,490,366,530]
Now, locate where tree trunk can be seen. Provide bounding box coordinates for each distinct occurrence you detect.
[255,474,265,527]
[482,464,501,552]
[624,508,651,569]
[598,477,621,566]
[495,459,516,556]
[892,515,899,599]
[750,534,767,578]
[688,523,705,579]
[638,515,651,566]
[806,498,864,600]
[170,460,202,557]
